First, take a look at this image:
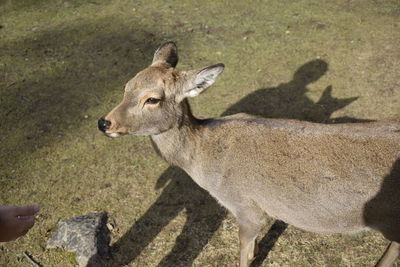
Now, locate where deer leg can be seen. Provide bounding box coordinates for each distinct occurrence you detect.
[375,241,400,267]
[238,221,263,267]
[253,238,259,257]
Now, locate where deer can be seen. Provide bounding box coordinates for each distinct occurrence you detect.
[98,42,400,267]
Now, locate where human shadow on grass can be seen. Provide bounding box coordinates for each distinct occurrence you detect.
[101,59,370,267]
[223,59,370,123]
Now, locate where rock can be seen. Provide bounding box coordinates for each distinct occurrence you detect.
[47,212,110,267]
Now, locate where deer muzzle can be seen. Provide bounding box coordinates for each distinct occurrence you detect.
[98,117,111,132]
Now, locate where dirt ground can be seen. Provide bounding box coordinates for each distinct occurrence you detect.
[0,0,399,266]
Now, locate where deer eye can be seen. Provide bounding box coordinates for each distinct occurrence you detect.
[145,97,161,105]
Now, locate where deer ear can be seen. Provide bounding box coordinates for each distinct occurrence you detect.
[178,63,224,101]
[152,42,178,67]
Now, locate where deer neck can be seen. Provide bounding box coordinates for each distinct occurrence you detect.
[150,99,202,169]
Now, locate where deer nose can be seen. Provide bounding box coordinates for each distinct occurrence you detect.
[98,117,111,132]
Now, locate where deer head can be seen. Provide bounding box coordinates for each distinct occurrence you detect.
[98,42,224,137]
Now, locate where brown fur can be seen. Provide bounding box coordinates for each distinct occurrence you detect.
[101,42,400,267]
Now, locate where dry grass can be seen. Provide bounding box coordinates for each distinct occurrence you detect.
[0,0,399,266]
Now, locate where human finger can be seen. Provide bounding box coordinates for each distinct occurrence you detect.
[16,215,35,231]
[13,206,40,217]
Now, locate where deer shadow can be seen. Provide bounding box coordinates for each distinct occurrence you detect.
[103,59,369,267]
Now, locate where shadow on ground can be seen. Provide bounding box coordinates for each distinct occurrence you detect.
[97,59,370,267]
[0,18,166,172]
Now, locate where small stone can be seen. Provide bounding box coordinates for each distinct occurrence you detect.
[285,30,290,34]
[243,36,248,40]
[106,222,114,231]
[47,212,110,267]
[216,51,222,55]
[84,115,89,119]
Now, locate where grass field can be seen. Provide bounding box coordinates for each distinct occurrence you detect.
[1,0,399,266]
